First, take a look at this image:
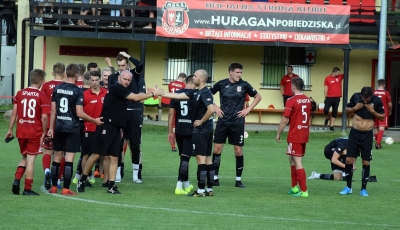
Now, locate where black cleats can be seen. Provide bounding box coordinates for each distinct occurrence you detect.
[235,181,246,188]
[85,181,94,188]
[107,185,121,194]
[330,127,335,131]
[188,191,205,197]
[76,181,85,193]
[368,175,377,182]
[44,171,51,190]
[102,181,110,187]
[22,190,40,196]
[205,191,213,197]
[12,179,20,195]
[324,118,329,126]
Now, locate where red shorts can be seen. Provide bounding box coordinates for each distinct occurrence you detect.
[286,143,306,157]
[374,117,388,128]
[18,138,43,155]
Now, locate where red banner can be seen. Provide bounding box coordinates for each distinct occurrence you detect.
[156,0,350,44]
[59,46,129,57]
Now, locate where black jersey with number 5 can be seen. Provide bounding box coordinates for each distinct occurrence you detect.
[170,88,194,136]
[52,82,83,133]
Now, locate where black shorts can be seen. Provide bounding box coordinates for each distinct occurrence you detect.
[347,128,373,161]
[81,131,95,155]
[53,131,81,152]
[324,148,345,172]
[91,123,122,157]
[176,134,194,156]
[193,133,213,156]
[213,121,245,146]
[324,97,340,109]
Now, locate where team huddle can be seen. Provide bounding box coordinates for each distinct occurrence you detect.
[5,57,389,197]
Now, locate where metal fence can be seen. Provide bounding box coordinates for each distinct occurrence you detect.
[0,74,14,112]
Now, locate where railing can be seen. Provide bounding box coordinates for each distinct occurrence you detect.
[29,1,157,35]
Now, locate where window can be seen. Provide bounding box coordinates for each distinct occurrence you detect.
[165,42,214,84]
[261,46,311,90]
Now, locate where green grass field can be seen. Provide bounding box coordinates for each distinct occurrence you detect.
[0,119,399,229]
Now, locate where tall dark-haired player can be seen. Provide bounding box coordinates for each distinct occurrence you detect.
[210,63,262,188]
[168,75,195,195]
[108,51,145,183]
[276,77,311,198]
[47,63,103,196]
[340,87,384,196]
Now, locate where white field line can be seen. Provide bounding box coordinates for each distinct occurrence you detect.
[41,187,400,228]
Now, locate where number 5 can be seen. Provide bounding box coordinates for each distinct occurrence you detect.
[302,105,307,124]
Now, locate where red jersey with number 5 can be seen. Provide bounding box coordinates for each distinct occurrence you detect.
[373,89,391,117]
[14,87,50,139]
[284,94,311,143]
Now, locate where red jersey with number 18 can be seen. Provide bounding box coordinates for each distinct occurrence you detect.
[284,94,311,144]
[14,87,50,139]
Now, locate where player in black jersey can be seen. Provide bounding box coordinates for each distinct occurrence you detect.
[162,69,215,197]
[48,64,103,196]
[210,63,262,188]
[108,51,145,183]
[168,75,196,195]
[77,70,162,194]
[308,137,351,181]
[341,87,384,196]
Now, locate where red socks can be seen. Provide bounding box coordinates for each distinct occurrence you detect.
[377,130,384,145]
[296,168,307,192]
[24,179,33,190]
[15,166,26,180]
[59,158,65,179]
[42,154,51,171]
[290,166,297,187]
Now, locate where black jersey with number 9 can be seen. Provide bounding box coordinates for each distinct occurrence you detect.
[52,82,83,133]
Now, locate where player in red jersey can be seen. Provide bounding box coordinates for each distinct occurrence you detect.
[373,79,392,149]
[40,62,65,190]
[323,67,344,131]
[276,77,311,198]
[73,71,108,185]
[280,66,299,106]
[6,69,50,195]
[160,73,186,151]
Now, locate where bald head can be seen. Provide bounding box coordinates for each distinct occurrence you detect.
[194,69,208,86]
[118,70,133,87]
